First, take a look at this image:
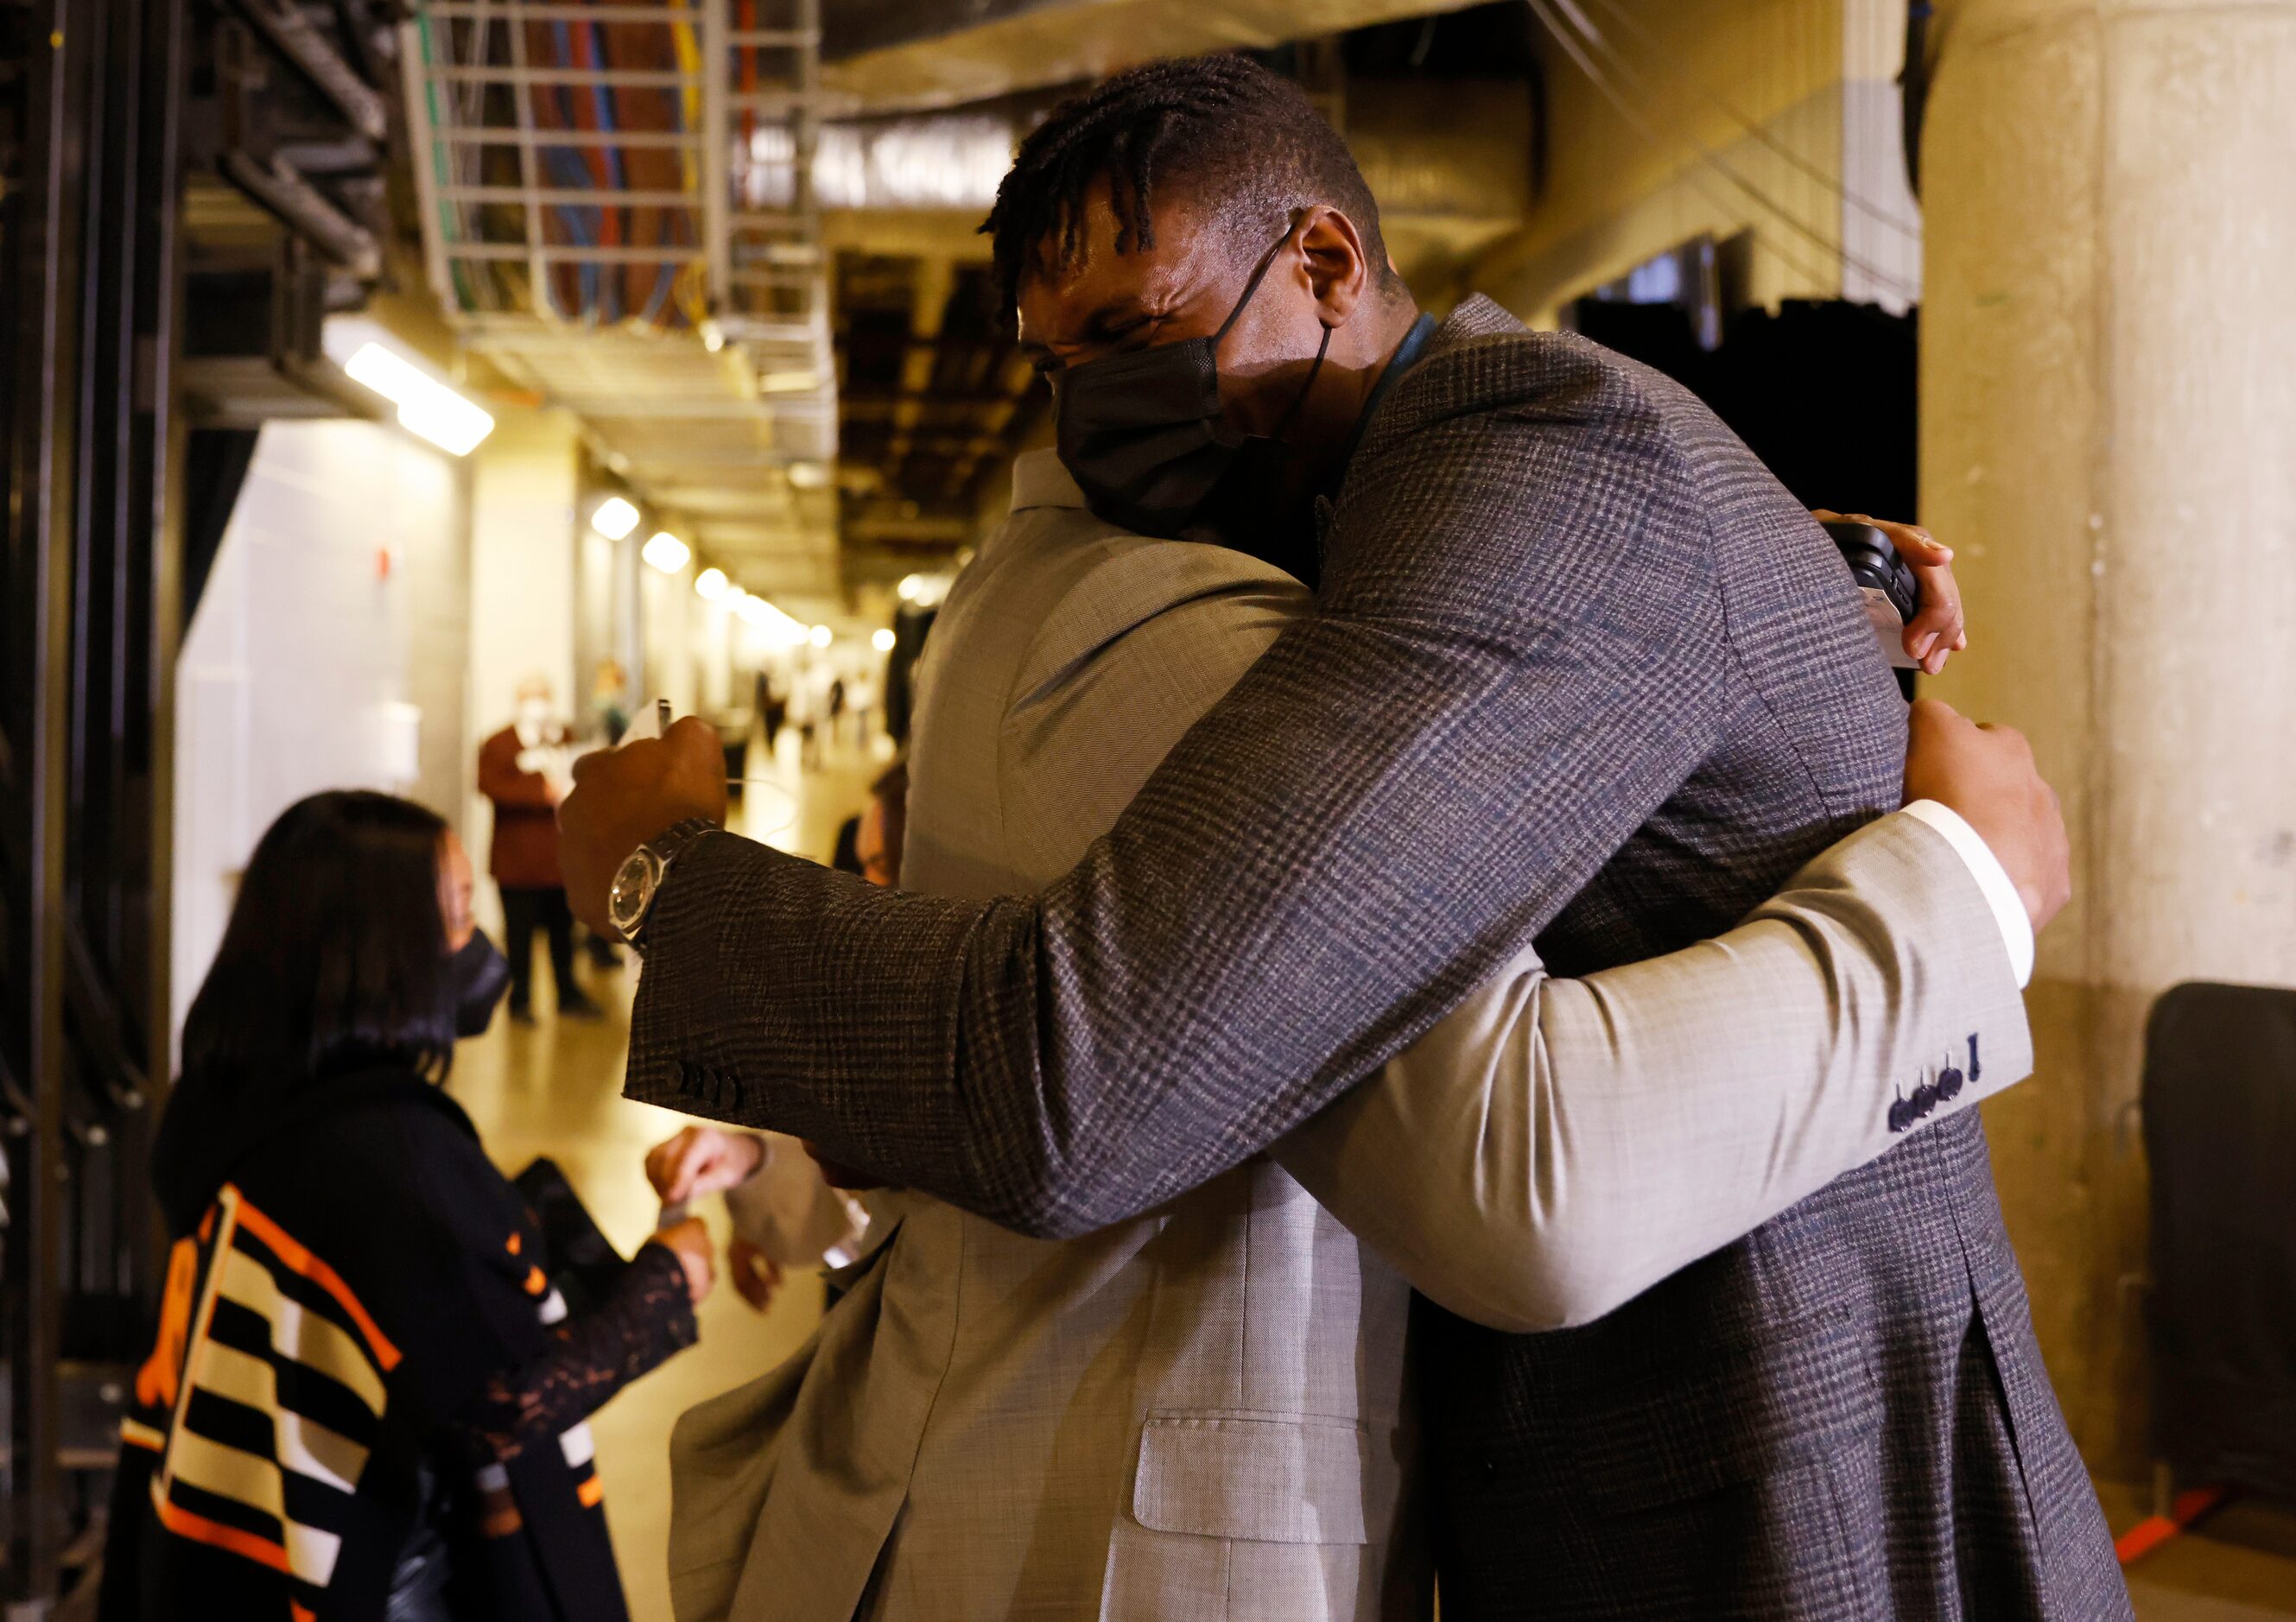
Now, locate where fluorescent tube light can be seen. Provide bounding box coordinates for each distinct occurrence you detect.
[342,341,495,456]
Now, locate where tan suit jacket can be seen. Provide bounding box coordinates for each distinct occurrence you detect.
[662,453,2031,1621]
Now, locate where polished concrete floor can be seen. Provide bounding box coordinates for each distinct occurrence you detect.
[448,725,880,1621]
[2103,1486,2296,1622]
[444,728,2296,1622]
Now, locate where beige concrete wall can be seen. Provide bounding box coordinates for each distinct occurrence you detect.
[1923,0,2296,1479]
[1467,0,1871,321]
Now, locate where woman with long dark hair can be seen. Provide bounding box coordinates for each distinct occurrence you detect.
[104,790,713,1622]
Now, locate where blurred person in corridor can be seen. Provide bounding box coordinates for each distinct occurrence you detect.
[480,674,601,1021]
[103,791,714,1622]
[591,659,632,746]
[853,759,907,890]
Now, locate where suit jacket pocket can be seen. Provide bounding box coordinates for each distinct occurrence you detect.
[1435,1310,1888,1618]
[1442,1456,1881,1622]
[1444,1300,1882,1513]
[1132,1413,1391,1545]
[1583,1316,1881,1515]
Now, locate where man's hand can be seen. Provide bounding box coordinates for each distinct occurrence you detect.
[726,1236,783,1314]
[649,1215,718,1305]
[644,1125,765,1204]
[1814,510,1967,676]
[1901,699,2070,934]
[557,716,727,935]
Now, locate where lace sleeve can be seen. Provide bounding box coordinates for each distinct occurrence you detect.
[456,1240,698,1462]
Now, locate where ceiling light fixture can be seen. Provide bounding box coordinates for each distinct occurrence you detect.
[872,628,896,652]
[733,593,810,650]
[642,531,691,573]
[695,567,728,600]
[809,624,833,649]
[341,341,496,456]
[591,496,640,540]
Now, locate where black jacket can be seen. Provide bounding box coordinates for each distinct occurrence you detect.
[105,1065,686,1622]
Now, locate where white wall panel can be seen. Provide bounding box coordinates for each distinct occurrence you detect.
[171,419,470,1046]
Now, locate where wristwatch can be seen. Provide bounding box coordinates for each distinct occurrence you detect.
[608,817,719,956]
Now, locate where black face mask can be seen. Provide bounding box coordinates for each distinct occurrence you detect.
[1053,226,1333,542]
[447,927,512,1038]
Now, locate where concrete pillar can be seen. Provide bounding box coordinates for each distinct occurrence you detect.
[469,406,581,737]
[466,406,580,933]
[1922,0,2296,1478]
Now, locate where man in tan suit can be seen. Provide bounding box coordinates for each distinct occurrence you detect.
[642,451,2052,1621]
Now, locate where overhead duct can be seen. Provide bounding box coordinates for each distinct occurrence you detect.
[758,114,1018,211]
[820,0,1471,115]
[796,84,1535,294]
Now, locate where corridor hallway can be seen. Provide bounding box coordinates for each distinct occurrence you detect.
[447,727,885,1620]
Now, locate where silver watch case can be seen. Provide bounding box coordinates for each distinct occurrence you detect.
[608,842,668,943]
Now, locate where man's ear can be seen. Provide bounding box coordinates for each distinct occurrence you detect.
[1297,204,1371,327]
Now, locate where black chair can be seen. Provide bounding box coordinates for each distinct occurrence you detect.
[2143,981,2296,1500]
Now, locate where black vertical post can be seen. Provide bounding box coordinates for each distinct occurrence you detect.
[2,0,185,1605]
[3,0,90,1601]
[141,0,191,1256]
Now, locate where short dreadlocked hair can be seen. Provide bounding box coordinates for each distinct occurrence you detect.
[981,54,1395,319]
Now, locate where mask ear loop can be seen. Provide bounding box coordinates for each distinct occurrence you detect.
[1212,229,1294,349]
[1213,216,1335,441]
[1270,322,1333,441]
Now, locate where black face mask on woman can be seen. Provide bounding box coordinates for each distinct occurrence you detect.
[447,928,513,1038]
[1053,225,1333,545]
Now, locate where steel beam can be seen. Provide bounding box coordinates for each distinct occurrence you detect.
[424,0,702,18]
[3,5,86,1598]
[440,243,707,265]
[429,124,704,149]
[423,63,697,87]
[701,0,733,312]
[398,18,455,310]
[3,0,188,1606]
[440,184,701,207]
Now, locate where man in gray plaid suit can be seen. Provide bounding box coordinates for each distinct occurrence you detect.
[563,55,2125,1619]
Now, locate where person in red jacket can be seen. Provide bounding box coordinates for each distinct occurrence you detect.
[479,675,599,1022]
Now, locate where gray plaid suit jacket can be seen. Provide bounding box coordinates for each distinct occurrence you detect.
[629,297,2127,1618]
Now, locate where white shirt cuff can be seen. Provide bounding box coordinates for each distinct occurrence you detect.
[1898,800,2035,989]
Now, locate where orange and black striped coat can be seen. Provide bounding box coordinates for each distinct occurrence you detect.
[102,1067,694,1622]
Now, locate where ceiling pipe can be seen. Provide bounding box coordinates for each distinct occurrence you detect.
[821,0,1475,115]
